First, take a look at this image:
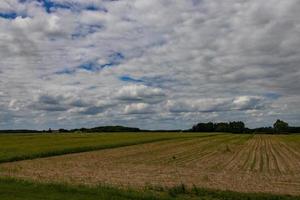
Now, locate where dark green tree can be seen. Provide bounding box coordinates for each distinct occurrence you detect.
[192,122,214,132]
[273,119,289,132]
[229,121,245,133]
[214,122,229,132]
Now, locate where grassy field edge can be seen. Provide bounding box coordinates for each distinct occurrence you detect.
[0,178,299,200]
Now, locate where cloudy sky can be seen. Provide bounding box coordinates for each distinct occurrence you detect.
[0,0,299,130]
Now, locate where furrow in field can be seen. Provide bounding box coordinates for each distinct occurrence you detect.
[252,135,262,171]
[279,142,300,159]
[238,136,257,171]
[268,137,285,174]
[175,150,217,167]
[142,136,226,165]
[172,136,236,163]
[262,136,270,173]
[258,136,264,172]
[53,137,208,166]
[114,137,211,164]
[244,135,260,171]
[258,135,272,173]
[276,138,300,170]
[222,135,256,171]
[172,135,246,167]
[237,138,253,171]
[269,137,293,174]
[264,136,278,174]
[273,139,300,173]
[201,135,248,171]
[148,135,237,165]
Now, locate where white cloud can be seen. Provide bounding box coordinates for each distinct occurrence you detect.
[232,96,265,110]
[124,103,153,114]
[0,0,299,129]
[167,96,265,113]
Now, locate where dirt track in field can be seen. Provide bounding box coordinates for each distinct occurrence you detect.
[1,134,300,195]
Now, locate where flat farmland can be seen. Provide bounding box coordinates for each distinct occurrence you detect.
[1,134,300,196]
[0,132,209,163]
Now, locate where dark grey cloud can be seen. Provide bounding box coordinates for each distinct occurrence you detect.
[79,106,106,115]
[30,94,75,112]
[116,85,166,104]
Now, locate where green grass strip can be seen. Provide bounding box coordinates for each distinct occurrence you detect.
[0,178,299,200]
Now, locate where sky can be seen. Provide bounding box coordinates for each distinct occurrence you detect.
[0,0,300,130]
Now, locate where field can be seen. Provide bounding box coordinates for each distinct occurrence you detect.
[0,133,300,200]
[0,132,207,163]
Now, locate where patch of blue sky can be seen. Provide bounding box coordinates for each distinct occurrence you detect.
[108,52,125,65]
[86,5,108,12]
[119,76,144,83]
[0,12,17,19]
[78,62,112,72]
[34,0,107,13]
[36,0,72,13]
[118,75,172,88]
[77,53,124,72]
[78,62,99,72]
[55,68,76,75]
[71,24,103,39]
[264,92,281,100]
[0,12,26,20]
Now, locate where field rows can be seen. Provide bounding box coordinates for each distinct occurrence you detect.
[0,132,210,163]
[219,135,300,174]
[0,134,300,195]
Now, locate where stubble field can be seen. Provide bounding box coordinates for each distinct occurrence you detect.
[0,132,207,163]
[1,133,300,197]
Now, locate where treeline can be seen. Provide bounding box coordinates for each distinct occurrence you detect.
[0,130,41,134]
[0,126,141,134]
[59,126,181,133]
[191,119,300,134]
[59,126,141,133]
[191,121,246,133]
[1,120,299,134]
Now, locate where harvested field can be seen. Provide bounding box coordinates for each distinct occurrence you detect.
[1,134,300,196]
[0,132,208,163]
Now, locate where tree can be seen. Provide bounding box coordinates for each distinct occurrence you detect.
[191,121,246,133]
[273,119,289,132]
[192,122,214,132]
[229,121,245,133]
[214,122,229,132]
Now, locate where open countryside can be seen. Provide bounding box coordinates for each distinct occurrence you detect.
[0,133,300,199]
[1,0,300,199]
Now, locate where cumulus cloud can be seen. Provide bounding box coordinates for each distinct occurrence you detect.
[167,96,266,113]
[116,85,166,104]
[232,96,265,110]
[0,0,299,129]
[124,103,154,115]
[30,93,87,112]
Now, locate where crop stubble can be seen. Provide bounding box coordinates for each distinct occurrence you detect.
[0,134,299,195]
